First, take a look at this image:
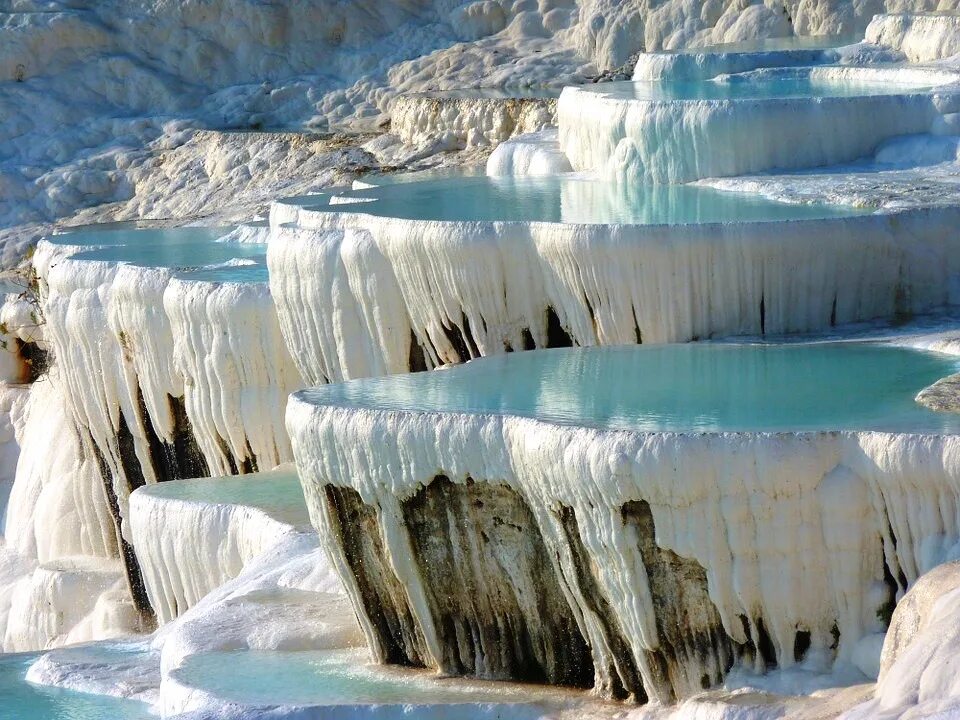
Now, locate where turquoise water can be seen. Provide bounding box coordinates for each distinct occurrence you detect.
[173,648,565,710]
[583,74,937,101]
[135,469,309,527]
[171,258,269,283]
[0,653,150,720]
[50,225,269,282]
[301,343,960,434]
[321,175,864,224]
[72,244,267,278]
[49,226,232,248]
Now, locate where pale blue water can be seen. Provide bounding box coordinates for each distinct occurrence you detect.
[583,74,937,101]
[136,469,309,527]
[321,175,865,224]
[48,226,232,248]
[0,653,150,720]
[171,258,269,283]
[72,243,267,275]
[302,343,960,434]
[173,648,561,712]
[49,225,269,282]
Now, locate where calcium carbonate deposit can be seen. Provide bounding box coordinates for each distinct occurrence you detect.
[9,3,960,720]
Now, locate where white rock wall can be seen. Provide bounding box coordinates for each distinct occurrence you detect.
[269,205,960,384]
[559,66,955,183]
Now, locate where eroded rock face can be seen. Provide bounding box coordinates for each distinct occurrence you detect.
[322,485,428,666]
[401,477,593,687]
[316,475,742,701]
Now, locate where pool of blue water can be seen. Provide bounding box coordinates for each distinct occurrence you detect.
[49,226,233,248]
[53,226,269,282]
[302,343,960,434]
[321,175,865,224]
[0,653,150,720]
[135,469,308,527]
[173,647,571,711]
[580,73,937,101]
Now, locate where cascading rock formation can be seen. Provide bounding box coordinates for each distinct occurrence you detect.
[7,4,960,720]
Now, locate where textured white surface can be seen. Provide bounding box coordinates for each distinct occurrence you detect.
[130,469,309,624]
[37,241,299,520]
[559,66,957,183]
[486,129,574,175]
[270,203,960,384]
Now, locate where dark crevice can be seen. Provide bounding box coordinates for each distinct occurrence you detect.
[631,307,643,345]
[401,476,593,687]
[829,622,841,651]
[440,313,479,363]
[164,395,209,480]
[520,328,536,351]
[556,505,645,701]
[324,484,428,666]
[830,295,837,328]
[879,551,901,627]
[793,630,811,663]
[407,329,428,373]
[88,435,155,625]
[216,434,240,476]
[14,339,48,383]
[583,295,597,337]
[623,500,735,700]
[116,410,148,494]
[545,306,574,348]
[754,617,777,670]
[759,295,766,336]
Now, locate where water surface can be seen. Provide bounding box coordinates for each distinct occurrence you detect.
[136,469,308,527]
[0,653,150,720]
[322,175,865,224]
[302,343,960,434]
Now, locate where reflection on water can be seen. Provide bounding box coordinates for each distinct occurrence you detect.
[305,343,960,433]
[325,175,864,224]
[174,647,573,712]
[136,469,308,526]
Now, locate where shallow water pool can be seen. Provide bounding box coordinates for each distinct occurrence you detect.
[321,175,865,224]
[0,653,150,720]
[136,469,308,527]
[172,647,578,713]
[302,343,960,434]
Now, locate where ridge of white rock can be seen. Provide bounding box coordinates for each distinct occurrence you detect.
[130,468,311,624]
[269,203,960,385]
[843,561,960,718]
[559,65,958,183]
[865,12,960,63]
[0,371,141,652]
[486,129,574,175]
[30,235,299,620]
[391,92,558,151]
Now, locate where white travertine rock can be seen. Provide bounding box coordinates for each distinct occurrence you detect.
[866,12,960,63]
[486,129,574,175]
[559,65,958,183]
[269,203,960,384]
